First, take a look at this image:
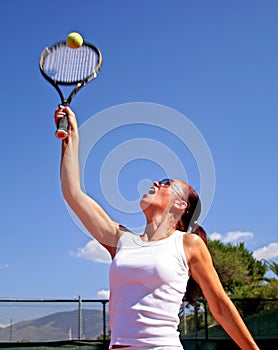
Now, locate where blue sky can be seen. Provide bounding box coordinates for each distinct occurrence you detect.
[0,0,277,306]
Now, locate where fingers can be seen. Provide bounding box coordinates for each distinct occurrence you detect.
[53,105,79,140]
[54,105,72,120]
[56,105,74,116]
[54,105,64,124]
[54,105,77,129]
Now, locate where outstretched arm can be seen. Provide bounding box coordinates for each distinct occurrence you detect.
[55,106,121,257]
[183,234,259,350]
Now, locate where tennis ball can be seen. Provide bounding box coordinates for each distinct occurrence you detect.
[66,32,83,49]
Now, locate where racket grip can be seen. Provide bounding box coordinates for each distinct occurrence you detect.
[55,114,69,140]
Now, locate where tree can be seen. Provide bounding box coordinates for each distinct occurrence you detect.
[254,259,278,308]
[208,240,267,297]
[207,240,278,317]
[179,241,277,337]
[263,260,278,277]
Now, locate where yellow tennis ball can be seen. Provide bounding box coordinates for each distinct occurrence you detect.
[66,32,83,49]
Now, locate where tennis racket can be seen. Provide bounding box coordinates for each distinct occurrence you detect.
[39,40,102,139]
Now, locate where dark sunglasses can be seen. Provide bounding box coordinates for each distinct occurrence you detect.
[158,178,173,187]
[155,179,185,200]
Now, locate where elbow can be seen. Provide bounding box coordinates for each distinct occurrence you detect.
[210,305,225,321]
[61,184,82,205]
[208,295,233,321]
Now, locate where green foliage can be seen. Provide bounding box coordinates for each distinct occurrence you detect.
[179,241,277,336]
[206,240,278,318]
[263,260,278,277]
[207,240,267,298]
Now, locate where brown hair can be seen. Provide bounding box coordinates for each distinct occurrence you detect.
[175,181,207,305]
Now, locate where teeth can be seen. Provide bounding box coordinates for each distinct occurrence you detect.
[148,187,155,194]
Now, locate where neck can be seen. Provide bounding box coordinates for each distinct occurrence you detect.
[142,216,176,242]
[141,201,180,242]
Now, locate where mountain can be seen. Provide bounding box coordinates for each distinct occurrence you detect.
[0,309,109,342]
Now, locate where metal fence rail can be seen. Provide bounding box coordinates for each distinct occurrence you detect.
[0,298,277,343]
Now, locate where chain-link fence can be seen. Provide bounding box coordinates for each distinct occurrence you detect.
[178,298,278,340]
[0,298,277,344]
[0,298,109,343]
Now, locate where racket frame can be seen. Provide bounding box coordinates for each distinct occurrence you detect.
[39,41,102,139]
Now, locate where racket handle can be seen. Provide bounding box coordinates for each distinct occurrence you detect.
[55,114,68,139]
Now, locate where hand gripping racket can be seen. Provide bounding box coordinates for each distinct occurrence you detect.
[39,40,102,139]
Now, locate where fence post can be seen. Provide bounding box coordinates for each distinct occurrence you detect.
[182,302,187,335]
[194,303,198,339]
[102,301,106,341]
[201,299,208,340]
[10,319,12,342]
[78,295,82,340]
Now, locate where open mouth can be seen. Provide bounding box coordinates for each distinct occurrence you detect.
[148,186,156,195]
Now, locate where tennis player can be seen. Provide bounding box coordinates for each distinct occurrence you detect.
[55,106,259,350]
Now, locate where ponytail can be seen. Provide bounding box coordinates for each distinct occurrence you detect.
[183,223,207,305]
[175,182,208,305]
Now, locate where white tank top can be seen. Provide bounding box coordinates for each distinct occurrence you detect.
[109,230,189,348]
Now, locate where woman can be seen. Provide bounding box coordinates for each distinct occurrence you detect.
[55,106,259,350]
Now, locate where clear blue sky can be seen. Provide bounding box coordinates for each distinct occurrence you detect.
[0,0,277,303]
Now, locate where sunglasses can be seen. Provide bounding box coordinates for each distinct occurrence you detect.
[155,179,185,201]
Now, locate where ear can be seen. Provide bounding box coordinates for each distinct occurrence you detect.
[173,199,188,213]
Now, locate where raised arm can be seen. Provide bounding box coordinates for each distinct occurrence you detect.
[183,234,259,350]
[55,106,120,257]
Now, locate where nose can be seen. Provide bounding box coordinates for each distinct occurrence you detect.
[153,181,160,189]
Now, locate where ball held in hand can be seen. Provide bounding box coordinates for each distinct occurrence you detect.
[66,32,83,49]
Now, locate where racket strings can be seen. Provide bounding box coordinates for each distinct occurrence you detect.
[43,45,98,83]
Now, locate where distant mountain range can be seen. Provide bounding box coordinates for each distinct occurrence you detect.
[0,309,109,342]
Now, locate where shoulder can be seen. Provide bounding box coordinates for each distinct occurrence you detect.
[118,224,131,233]
[106,224,132,258]
[117,224,133,239]
[182,231,206,247]
[116,224,138,247]
[182,232,211,265]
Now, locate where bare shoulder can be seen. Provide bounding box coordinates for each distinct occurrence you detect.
[102,223,128,258]
[182,232,207,249]
[182,232,211,264]
[183,231,203,244]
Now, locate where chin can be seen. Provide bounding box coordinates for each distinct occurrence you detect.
[140,194,154,211]
[139,197,147,210]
